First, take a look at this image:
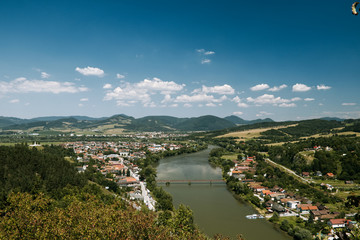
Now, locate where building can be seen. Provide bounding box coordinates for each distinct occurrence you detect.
[328,219,346,228]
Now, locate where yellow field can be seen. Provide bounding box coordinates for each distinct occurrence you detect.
[217,124,297,141]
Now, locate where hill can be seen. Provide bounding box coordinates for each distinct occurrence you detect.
[224,115,274,125]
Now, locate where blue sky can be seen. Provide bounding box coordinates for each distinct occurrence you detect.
[0,0,359,121]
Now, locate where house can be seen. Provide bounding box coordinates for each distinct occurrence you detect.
[328,219,346,228]
[310,210,329,221]
[264,200,274,208]
[269,193,286,201]
[118,177,139,186]
[297,204,318,213]
[326,173,335,178]
[272,203,285,213]
[316,171,323,177]
[287,200,300,209]
[302,172,310,177]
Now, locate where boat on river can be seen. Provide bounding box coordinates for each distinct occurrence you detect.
[246,214,264,219]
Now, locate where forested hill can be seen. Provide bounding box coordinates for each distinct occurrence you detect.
[0,144,206,239]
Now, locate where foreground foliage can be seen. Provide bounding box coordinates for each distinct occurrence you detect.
[0,144,207,239]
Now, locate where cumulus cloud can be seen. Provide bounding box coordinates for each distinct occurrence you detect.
[268,84,287,92]
[197,49,215,64]
[197,49,215,55]
[201,59,211,64]
[246,94,291,105]
[75,66,104,77]
[317,84,331,90]
[116,73,125,79]
[184,103,192,108]
[104,77,184,107]
[103,83,112,89]
[175,93,216,103]
[104,85,151,106]
[41,72,50,79]
[80,98,88,102]
[232,111,243,116]
[206,103,217,107]
[292,83,311,92]
[0,77,88,94]
[250,84,269,91]
[9,99,19,103]
[136,77,185,94]
[279,103,296,107]
[304,98,315,101]
[256,111,273,117]
[232,96,249,108]
[342,103,357,106]
[204,51,215,55]
[194,84,235,95]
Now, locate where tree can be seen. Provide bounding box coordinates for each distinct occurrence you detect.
[269,212,279,223]
[172,204,195,234]
[294,228,312,240]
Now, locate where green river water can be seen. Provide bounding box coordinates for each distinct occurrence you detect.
[156,146,291,240]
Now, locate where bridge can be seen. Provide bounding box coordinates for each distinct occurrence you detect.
[157,179,225,184]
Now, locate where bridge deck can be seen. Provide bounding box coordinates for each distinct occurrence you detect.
[157,179,225,184]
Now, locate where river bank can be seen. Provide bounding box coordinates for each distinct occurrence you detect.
[156,146,290,239]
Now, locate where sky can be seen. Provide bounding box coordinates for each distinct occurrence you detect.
[0,0,359,121]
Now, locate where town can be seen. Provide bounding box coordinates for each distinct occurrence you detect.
[63,140,185,211]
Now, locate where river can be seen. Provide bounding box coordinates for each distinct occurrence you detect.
[156,146,291,240]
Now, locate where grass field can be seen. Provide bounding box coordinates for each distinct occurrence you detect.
[221,154,239,161]
[217,124,298,141]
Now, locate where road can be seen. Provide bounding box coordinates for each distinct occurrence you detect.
[264,158,311,184]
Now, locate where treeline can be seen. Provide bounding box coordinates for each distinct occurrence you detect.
[0,144,207,239]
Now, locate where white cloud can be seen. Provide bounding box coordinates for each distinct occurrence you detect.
[292,83,311,92]
[291,97,302,101]
[204,51,215,55]
[194,84,235,95]
[279,103,296,107]
[317,84,331,90]
[161,94,173,104]
[304,98,315,101]
[250,84,269,91]
[103,83,112,89]
[104,85,151,106]
[75,66,104,77]
[268,84,287,92]
[201,59,211,64]
[104,77,184,107]
[9,99,19,103]
[175,93,216,103]
[80,98,88,102]
[256,111,273,117]
[170,104,178,107]
[0,77,88,94]
[246,94,291,105]
[232,96,249,108]
[41,72,50,79]
[342,103,357,106]
[206,103,217,107]
[196,49,205,53]
[78,103,84,107]
[232,111,243,116]
[184,103,192,108]
[116,73,125,79]
[136,77,185,94]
